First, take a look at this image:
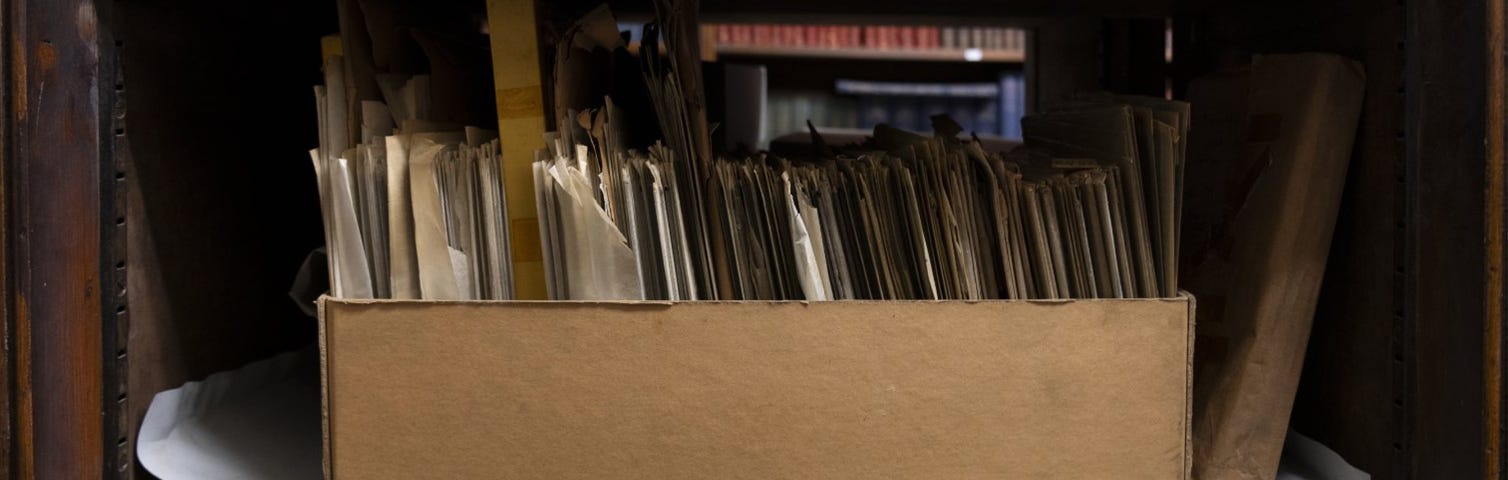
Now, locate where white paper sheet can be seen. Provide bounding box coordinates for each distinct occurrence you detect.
[360,100,394,144]
[409,138,461,299]
[783,172,828,301]
[330,157,374,298]
[548,159,642,300]
[1276,429,1370,480]
[137,349,322,480]
[384,135,420,298]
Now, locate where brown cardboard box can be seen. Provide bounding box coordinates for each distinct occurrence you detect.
[319,298,1193,478]
[1182,53,1366,479]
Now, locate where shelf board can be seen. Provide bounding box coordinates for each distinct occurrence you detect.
[716,45,1024,63]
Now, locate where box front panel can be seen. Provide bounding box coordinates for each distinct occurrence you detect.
[323,299,1189,479]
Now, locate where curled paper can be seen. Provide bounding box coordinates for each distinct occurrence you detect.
[547,159,643,300]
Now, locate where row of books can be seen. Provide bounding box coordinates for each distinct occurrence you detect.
[713,24,1025,52]
[767,92,860,141]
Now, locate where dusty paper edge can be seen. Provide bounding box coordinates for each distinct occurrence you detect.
[317,296,333,480]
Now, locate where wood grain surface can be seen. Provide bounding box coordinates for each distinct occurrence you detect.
[8,0,113,477]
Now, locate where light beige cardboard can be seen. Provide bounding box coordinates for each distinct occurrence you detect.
[320,298,1192,479]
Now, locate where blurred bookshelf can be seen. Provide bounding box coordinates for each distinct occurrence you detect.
[613,20,1031,149]
[761,75,1024,148]
[711,24,1025,64]
[718,45,1022,63]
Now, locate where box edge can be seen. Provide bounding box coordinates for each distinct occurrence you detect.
[318,295,334,480]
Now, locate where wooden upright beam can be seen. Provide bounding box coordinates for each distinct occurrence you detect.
[1486,0,1506,476]
[7,0,117,477]
[1407,0,1490,476]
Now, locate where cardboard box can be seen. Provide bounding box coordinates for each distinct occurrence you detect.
[1181,53,1365,479]
[319,297,1193,479]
